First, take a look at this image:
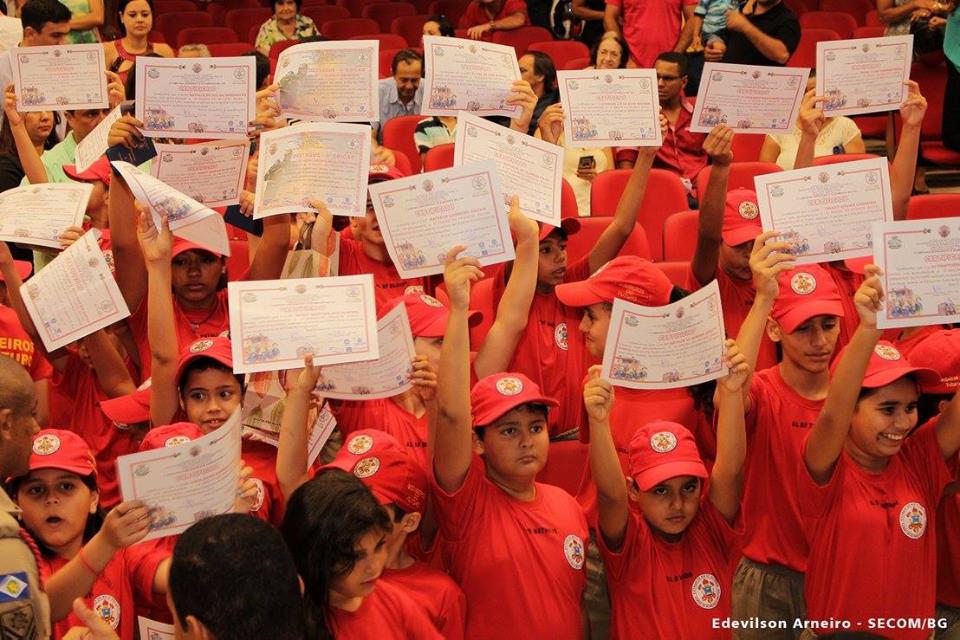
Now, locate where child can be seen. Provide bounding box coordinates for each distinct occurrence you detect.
[799,268,960,639]
[583,337,748,638]
[432,247,588,639]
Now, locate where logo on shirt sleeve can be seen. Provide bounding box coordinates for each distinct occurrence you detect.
[0,573,29,602]
[563,534,585,570]
[93,594,121,629]
[554,322,568,351]
[691,573,721,609]
[899,502,927,539]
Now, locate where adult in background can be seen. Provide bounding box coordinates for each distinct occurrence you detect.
[460,0,529,40]
[944,6,959,150]
[254,0,319,57]
[708,0,800,66]
[519,50,560,137]
[375,49,423,144]
[103,0,174,88]
[603,0,697,67]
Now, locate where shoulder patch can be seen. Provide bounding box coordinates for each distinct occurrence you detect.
[0,601,36,640]
[0,574,30,603]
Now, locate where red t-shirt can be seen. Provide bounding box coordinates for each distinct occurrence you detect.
[241,437,286,527]
[126,536,175,624]
[823,263,861,354]
[606,0,697,67]
[799,426,951,638]
[0,306,52,381]
[458,0,529,29]
[333,399,430,469]
[432,457,588,640]
[381,562,466,640]
[598,501,738,640]
[329,578,443,639]
[740,366,822,572]
[338,237,438,312]
[936,448,960,608]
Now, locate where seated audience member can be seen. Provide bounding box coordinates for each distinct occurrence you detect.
[177,43,211,58]
[708,0,800,66]
[103,0,174,88]
[375,49,424,144]
[460,0,529,40]
[423,14,456,40]
[255,0,320,56]
[588,30,630,69]
[519,51,560,137]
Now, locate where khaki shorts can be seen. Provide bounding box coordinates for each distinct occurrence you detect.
[732,557,807,640]
[584,532,611,640]
[937,603,960,639]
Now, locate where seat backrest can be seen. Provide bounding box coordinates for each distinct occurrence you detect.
[423,143,455,171]
[662,210,699,262]
[566,218,652,265]
[225,8,272,41]
[347,33,408,49]
[731,133,767,163]
[157,11,212,45]
[695,162,782,202]
[382,114,424,174]
[907,194,960,220]
[799,12,857,39]
[177,26,238,48]
[427,0,470,27]
[562,56,591,70]
[527,40,590,69]
[301,4,350,25]
[206,3,227,25]
[361,2,416,32]
[208,42,254,56]
[788,28,841,67]
[467,276,496,347]
[268,38,301,63]
[390,13,429,47]
[491,26,554,56]
[155,0,198,13]
[782,0,808,16]
[864,9,882,25]
[655,260,691,288]
[911,62,948,140]
[227,239,250,279]
[853,25,884,38]
[819,0,873,23]
[321,17,380,39]
[560,178,578,219]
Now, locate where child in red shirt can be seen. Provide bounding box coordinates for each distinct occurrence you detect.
[799,269,960,640]
[583,335,748,639]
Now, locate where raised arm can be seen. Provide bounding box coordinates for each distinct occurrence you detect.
[434,246,484,494]
[81,330,137,398]
[891,81,927,220]
[724,8,792,65]
[3,85,48,185]
[67,0,104,32]
[603,2,623,35]
[276,355,324,498]
[691,125,734,285]
[584,365,628,550]
[710,339,750,524]
[792,90,827,170]
[507,80,538,134]
[246,213,291,281]
[803,267,884,484]
[307,200,336,257]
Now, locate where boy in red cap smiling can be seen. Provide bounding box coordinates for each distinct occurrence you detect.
[432,248,588,639]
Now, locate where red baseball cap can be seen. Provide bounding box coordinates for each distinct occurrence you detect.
[627,421,707,491]
[722,189,763,247]
[555,255,674,308]
[369,163,408,183]
[538,218,581,242]
[100,382,152,426]
[470,372,558,427]
[26,429,97,479]
[175,337,234,386]
[0,260,32,282]
[771,264,845,333]
[139,422,205,451]
[323,429,427,514]
[831,340,940,389]
[909,329,960,394]
[172,237,223,259]
[64,157,112,185]
[384,292,480,338]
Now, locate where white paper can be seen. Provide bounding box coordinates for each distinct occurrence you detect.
[74,105,122,173]
[421,36,521,117]
[242,396,336,469]
[817,36,913,117]
[873,217,960,329]
[275,40,379,122]
[0,17,22,52]
[454,111,563,226]
[20,230,129,351]
[0,182,91,248]
[601,280,727,390]
[12,44,108,112]
[316,303,416,400]
[368,160,515,278]
[135,56,255,139]
[227,274,379,374]
[112,161,230,256]
[755,157,893,265]
[138,617,175,640]
[117,410,242,541]
[151,140,248,208]
[556,69,663,148]
[255,122,371,219]
[691,62,809,134]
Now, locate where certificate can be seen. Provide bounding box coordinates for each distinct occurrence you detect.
[454,111,563,226]
[152,140,249,208]
[691,63,809,134]
[116,410,242,542]
[601,280,727,390]
[872,217,960,329]
[242,386,336,468]
[227,274,379,374]
[368,161,515,278]
[556,69,662,148]
[421,36,521,117]
[135,56,255,139]
[255,122,371,218]
[0,17,22,53]
[275,40,379,122]
[74,105,122,173]
[755,157,893,265]
[817,36,912,117]
[316,303,416,400]
[0,183,91,248]
[138,617,175,640]
[20,230,130,352]
[112,161,231,256]
[12,44,108,112]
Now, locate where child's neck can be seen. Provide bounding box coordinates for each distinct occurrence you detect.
[361,239,390,263]
[486,468,537,502]
[386,545,416,570]
[330,590,365,613]
[779,359,830,401]
[844,440,892,474]
[54,537,85,561]
[392,389,425,417]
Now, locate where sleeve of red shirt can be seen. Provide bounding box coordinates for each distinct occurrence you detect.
[796,433,845,519]
[430,455,485,542]
[743,378,765,437]
[459,2,483,27]
[504,0,529,19]
[565,255,593,282]
[435,574,467,640]
[124,541,171,607]
[595,508,646,581]
[684,263,708,293]
[902,421,954,505]
[28,351,53,381]
[698,496,744,552]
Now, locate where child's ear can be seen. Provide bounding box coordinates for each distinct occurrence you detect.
[400,511,422,533]
[89,489,100,515]
[765,317,782,343]
[626,476,641,503]
[471,431,485,456]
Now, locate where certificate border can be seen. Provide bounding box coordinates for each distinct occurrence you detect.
[153,141,249,208]
[557,70,662,146]
[421,36,522,117]
[0,182,91,249]
[13,44,108,111]
[817,36,913,118]
[275,43,378,122]
[691,63,808,135]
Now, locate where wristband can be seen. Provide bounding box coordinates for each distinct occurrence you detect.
[78,547,99,576]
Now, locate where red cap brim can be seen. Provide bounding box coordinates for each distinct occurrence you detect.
[774,300,845,333]
[555,280,606,308]
[539,218,581,241]
[862,364,942,389]
[633,460,708,491]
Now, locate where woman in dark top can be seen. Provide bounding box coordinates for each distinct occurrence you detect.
[0,109,56,193]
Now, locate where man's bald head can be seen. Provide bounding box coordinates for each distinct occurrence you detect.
[0,355,33,415]
[0,355,37,479]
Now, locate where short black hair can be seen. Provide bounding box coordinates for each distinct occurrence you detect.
[169,514,306,640]
[177,356,243,396]
[655,51,689,77]
[21,0,72,33]
[424,14,455,36]
[391,48,424,76]
[245,50,271,90]
[475,401,550,440]
[522,50,557,93]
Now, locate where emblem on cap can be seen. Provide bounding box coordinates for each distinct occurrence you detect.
[33,434,61,456]
[419,294,443,308]
[874,344,901,361]
[563,534,585,570]
[899,502,927,539]
[790,272,817,295]
[189,338,214,353]
[404,285,425,295]
[495,376,524,396]
[164,435,191,448]
[93,594,121,629]
[347,434,373,455]
[738,201,759,220]
[353,456,381,478]
[649,431,678,453]
[691,574,721,610]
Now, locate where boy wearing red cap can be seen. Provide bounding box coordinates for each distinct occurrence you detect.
[799,269,960,639]
[432,249,588,639]
[583,336,749,639]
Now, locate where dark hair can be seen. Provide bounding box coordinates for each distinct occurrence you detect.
[856,374,920,401]
[177,357,244,396]
[655,51,689,77]
[475,401,550,440]
[424,14,455,36]
[21,0,72,33]
[282,470,391,640]
[589,33,630,69]
[917,392,950,429]
[522,50,557,93]
[0,111,56,157]
[245,50,271,90]
[10,472,104,559]
[273,0,302,13]
[169,514,306,640]
[124,51,163,101]
[391,48,424,76]
[116,0,154,37]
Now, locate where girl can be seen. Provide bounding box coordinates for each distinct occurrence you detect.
[102,0,174,88]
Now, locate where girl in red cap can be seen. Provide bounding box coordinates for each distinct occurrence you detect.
[798,267,960,640]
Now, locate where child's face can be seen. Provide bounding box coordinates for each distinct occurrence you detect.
[359,208,385,247]
[633,476,701,540]
[413,336,443,372]
[171,250,224,304]
[181,368,241,433]
[849,377,919,462]
[768,315,840,374]
[537,233,568,288]
[474,405,550,483]
[331,528,389,602]
[719,239,754,282]
[17,469,97,554]
[578,303,612,359]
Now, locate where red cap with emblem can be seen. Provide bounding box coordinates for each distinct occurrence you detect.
[722,189,763,247]
[369,163,408,183]
[323,429,427,514]
[831,340,941,389]
[554,255,674,308]
[538,218,581,241]
[100,382,152,426]
[26,429,97,479]
[627,421,707,491]
[383,292,480,338]
[908,329,960,395]
[139,422,205,452]
[470,372,558,428]
[771,264,845,333]
[174,336,234,386]
[172,237,224,259]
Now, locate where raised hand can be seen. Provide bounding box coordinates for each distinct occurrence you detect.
[101,500,153,548]
[750,231,795,299]
[136,206,172,265]
[899,80,928,128]
[854,264,884,329]
[507,195,538,243]
[537,103,564,145]
[105,70,126,108]
[583,365,614,423]
[507,79,538,133]
[410,355,438,401]
[718,339,750,392]
[702,124,734,165]
[797,89,827,138]
[107,115,145,150]
[3,83,22,127]
[443,245,484,311]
